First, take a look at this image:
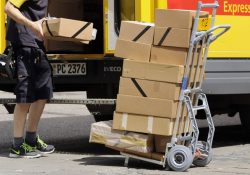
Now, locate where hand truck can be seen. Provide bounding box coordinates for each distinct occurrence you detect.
[120,0,230,172]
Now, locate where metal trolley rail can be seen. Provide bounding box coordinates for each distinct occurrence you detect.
[120,0,230,172]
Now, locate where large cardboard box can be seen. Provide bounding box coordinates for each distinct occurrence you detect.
[43,18,95,42]
[115,39,151,62]
[154,27,191,48]
[150,45,203,66]
[119,21,155,45]
[122,60,184,83]
[118,77,181,100]
[155,9,209,29]
[116,94,179,119]
[89,121,153,153]
[113,112,176,136]
[150,46,188,66]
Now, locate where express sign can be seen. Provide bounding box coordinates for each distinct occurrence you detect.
[167,0,250,16]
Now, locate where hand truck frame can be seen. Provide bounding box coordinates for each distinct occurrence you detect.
[120,0,230,172]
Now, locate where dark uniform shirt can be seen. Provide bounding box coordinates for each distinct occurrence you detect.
[6,0,48,48]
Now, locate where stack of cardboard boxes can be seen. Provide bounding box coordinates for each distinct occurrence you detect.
[90,9,209,156]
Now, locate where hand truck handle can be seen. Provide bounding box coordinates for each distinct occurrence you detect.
[199,1,219,9]
[207,25,231,43]
[193,25,230,44]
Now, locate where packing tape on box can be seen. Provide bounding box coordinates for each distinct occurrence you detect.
[132,26,152,42]
[147,116,153,133]
[131,78,147,97]
[122,113,128,130]
[158,27,172,46]
[71,22,92,38]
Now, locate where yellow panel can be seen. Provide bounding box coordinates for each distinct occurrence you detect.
[209,15,250,58]
[0,0,6,54]
[120,0,135,21]
[135,0,154,22]
[154,0,167,9]
[103,0,113,55]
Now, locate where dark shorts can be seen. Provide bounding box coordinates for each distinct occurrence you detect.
[13,47,53,103]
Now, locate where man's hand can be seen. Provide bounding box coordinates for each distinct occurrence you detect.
[29,18,45,41]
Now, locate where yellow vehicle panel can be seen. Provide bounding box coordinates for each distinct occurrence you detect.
[209,15,250,58]
[166,0,250,58]
[0,0,6,54]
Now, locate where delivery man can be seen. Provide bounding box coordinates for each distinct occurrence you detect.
[5,0,54,158]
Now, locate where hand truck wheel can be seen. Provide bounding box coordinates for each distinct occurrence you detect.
[167,145,193,172]
[193,141,213,167]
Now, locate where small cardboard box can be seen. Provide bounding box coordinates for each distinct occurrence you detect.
[115,39,151,62]
[119,21,155,45]
[113,112,181,136]
[122,60,184,83]
[154,27,191,48]
[116,94,179,119]
[118,77,181,100]
[43,18,95,42]
[155,9,209,29]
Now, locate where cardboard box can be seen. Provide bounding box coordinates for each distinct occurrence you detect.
[154,27,191,48]
[113,112,176,136]
[154,135,172,153]
[116,95,179,119]
[150,46,188,66]
[119,21,155,45]
[115,39,151,62]
[122,60,184,83]
[118,77,181,100]
[150,46,203,67]
[43,18,95,42]
[89,121,153,153]
[155,9,209,29]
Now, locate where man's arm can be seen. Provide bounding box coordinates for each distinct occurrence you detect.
[4,1,44,40]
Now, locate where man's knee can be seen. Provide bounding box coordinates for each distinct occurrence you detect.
[15,103,31,113]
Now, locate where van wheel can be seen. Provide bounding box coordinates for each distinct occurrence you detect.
[4,104,15,114]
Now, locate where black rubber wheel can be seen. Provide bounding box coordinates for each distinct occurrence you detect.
[3,104,16,114]
[193,141,212,167]
[239,107,250,132]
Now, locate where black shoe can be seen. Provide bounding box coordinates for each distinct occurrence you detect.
[35,136,55,154]
[9,143,41,158]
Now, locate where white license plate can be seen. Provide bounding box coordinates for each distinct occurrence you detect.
[51,63,86,76]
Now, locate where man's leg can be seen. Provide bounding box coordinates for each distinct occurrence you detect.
[25,99,55,154]
[26,99,46,132]
[10,103,41,158]
[13,103,30,139]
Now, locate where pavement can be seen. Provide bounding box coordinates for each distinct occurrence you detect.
[0,91,250,175]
